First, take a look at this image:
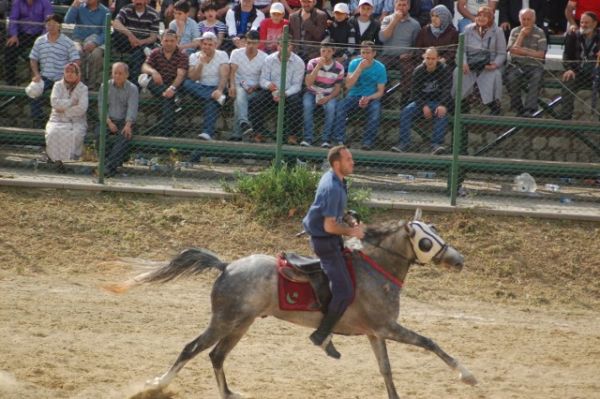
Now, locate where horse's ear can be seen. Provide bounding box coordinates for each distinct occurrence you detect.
[413,208,422,221]
[404,222,415,237]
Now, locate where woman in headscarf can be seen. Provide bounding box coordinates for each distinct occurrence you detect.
[415,4,459,69]
[45,62,89,171]
[453,6,506,115]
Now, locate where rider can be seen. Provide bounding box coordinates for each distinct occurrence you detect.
[302,145,365,359]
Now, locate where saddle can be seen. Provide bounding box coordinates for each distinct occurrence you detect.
[277,252,355,312]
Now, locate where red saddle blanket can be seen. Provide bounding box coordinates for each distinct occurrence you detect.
[276,251,356,312]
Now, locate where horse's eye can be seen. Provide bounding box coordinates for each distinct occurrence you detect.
[419,238,433,252]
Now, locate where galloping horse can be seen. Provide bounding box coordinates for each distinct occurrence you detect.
[106,209,477,399]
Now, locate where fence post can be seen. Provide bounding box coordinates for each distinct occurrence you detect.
[450,33,465,206]
[97,13,112,184]
[274,26,289,170]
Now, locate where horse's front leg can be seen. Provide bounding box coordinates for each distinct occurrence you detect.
[381,322,477,386]
[367,335,399,399]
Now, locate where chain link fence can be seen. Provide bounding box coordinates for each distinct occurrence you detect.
[0,15,598,205]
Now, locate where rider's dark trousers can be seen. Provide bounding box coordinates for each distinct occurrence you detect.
[310,236,353,317]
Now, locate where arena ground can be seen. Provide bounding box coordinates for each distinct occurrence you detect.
[0,187,599,399]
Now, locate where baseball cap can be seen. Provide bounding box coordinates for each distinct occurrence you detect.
[333,2,349,14]
[200,31,217,41]
[270,2,285,14]
[358,0,373,7]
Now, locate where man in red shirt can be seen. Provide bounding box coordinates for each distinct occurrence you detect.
[259,2,288,53]
[565,0,600,27]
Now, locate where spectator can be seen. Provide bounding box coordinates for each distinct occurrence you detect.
[301,39,344,147]
[453,6,506,115]
[198,0,230,21]
[5,0,53,86]
[548,0,568,34]
[349,0,393,20]
[415,4,458,69]
[565,0,600,29]
[44,62,88,172]
[183,31,230,140]
[29,14,80,127]
[289,0,328,61]
[247,41,305,144]
[97,62,139,177]
[557,11,600,120]
[391,47,451,154]
[410,0,454,27]
[505,8,547,117]
[169,0,200,55]
[499,0,546,34]
[252,0,272,17]
[349,0,382,51]
[225,0,265,49]
[141,29,188,136]
[379,0,420,105]
[198,1,227,49]
[64,0,110,90]
[259,2,288,53]
[325,2,357,65]
[457,0,498,33]
[112,0,160,85]
[228,30,268,141]
[333,41,386,150]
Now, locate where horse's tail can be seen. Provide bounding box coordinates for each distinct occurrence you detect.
[103,248,228,294]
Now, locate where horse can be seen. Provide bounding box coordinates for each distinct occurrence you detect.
[105,209,477,399]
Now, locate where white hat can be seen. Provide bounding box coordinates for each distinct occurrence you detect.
[25,80,44,99]
[200,31,217,41]
[270,2,285,14]
[137,73,151,89]
[358,0,373,6]
[333,2,349,14]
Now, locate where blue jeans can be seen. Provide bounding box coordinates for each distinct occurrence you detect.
[232,85,257,138]
[310,236,353,317]
[333,96,381,147]
[248,89,302,138]
[147,80,176,136]
[303,92,337,144]
[399,101,448,149]
[31,76,54,128]
[182,79,220,136]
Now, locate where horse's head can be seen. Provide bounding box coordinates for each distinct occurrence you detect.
[404,209,464,271]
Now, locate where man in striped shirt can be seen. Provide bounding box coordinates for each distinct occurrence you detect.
[301,39,345,148]
[29,14,80,127]
[112,0,160,85]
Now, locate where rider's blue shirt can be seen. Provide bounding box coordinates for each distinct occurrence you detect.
[302,169,348,237]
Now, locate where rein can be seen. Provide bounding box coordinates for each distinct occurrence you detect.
[346,248,404,288]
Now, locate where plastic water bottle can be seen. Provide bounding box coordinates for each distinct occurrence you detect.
[398,174,416,181]
[513,173,537,193]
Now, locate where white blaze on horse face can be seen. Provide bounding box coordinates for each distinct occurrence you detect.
[408,221,446,264]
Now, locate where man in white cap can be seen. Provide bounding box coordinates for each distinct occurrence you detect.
[326,2,357,64]
[349,0,394,21]
[348,0,383,51]
[259,2,289,53]
[182,31,230,140]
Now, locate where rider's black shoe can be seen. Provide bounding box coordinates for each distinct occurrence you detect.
[310,312,342,359]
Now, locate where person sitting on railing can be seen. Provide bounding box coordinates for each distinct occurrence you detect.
[44,62,88,172]
[332,40,386,150]
[168,0,200,55]
[112,0,160,86]
[225,0,265,50]
[4,0,53,86]
[301,38,344,148]
[415,4,458,70]
[456,0,497,33]
[97,62,138,177]
[29,14,80,128]
[391,47,450,154]
[452,6,506,115]
[409,0,454,27]
[64,0,110,90]
[288,0,328,61]
[378,0,420,106]
[182,31,230,140]
[258,2,288,54]
[505,8,547,117]
[141,29,188,137]
[557,11,600,120]
[228,30,267,141]
[197,1,227,49]
[247,40,305,144]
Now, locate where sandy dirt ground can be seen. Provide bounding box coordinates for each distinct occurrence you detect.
[0,188,599,399]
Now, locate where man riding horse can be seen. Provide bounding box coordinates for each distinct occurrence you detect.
[302,145,365,359]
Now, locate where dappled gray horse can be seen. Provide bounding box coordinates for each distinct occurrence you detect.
[106,209,477,398]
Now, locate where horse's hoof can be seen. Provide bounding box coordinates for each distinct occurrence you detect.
[459,370,478,386]
[225,391,246,399]
[145,376,167,390]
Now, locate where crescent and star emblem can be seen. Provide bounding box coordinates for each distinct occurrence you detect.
[286,291,299,304]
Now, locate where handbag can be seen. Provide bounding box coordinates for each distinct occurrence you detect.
[468,37,492,73]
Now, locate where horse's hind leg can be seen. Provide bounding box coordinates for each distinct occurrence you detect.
[209,319,254,399]
[381,322,477,386]
[367,335,399,399]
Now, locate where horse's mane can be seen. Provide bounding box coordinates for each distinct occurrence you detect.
[364,220,406,246]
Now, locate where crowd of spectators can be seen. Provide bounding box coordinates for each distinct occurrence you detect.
[2,0,600,175]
